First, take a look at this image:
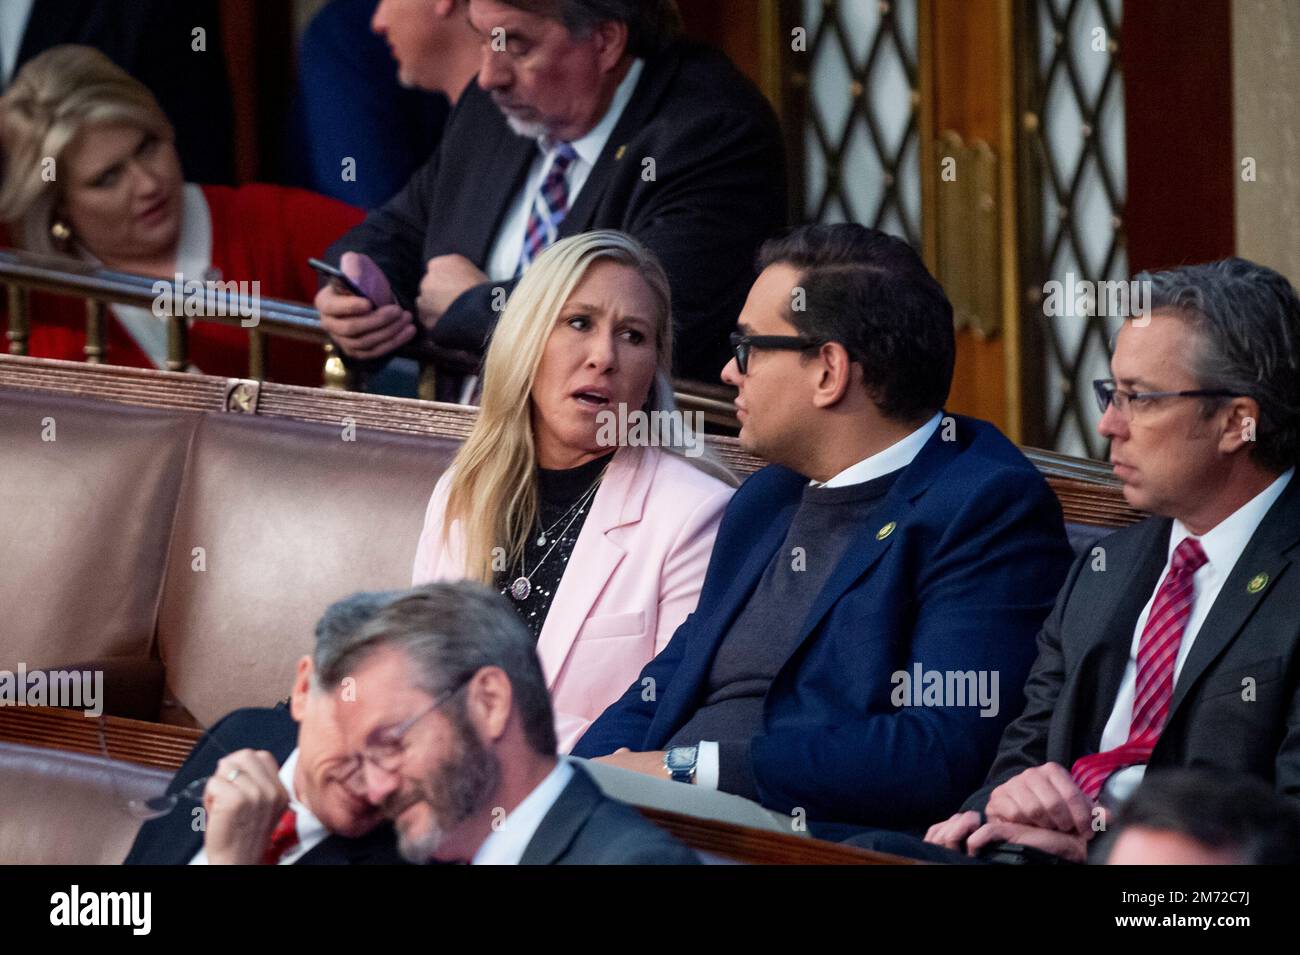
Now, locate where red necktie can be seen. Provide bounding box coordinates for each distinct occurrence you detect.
[1072,537,1209,799]
[261,808,299,865]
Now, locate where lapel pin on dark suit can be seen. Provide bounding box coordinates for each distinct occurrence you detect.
[1247,573,1269,594]
[614,144,628,160]
[876,521,896,541]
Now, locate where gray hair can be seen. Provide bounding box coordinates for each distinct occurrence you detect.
[311,589,405,688]
[1139,257,1300,473]
[496,0,683,57]
[316,582,557,756]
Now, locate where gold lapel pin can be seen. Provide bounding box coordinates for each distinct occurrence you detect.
[614,144,627,160]
[1247,573,1269,594]
[876,521,896,541]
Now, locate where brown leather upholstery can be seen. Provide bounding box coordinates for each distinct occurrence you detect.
[0,388,196,670]
[0,741,170,864]
[155,414,458,726]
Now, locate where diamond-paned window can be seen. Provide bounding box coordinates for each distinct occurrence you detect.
[798,0,921,244]
[1027,0,1127,459]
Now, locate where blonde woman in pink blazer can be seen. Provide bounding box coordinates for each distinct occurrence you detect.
[412,231,735,752]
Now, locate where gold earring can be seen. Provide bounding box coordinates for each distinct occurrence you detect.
[50,220,72,242]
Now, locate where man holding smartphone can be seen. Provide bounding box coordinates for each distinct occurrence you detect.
[314,0,786,390]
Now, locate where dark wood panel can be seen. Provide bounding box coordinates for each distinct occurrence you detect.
[1121,0,1235,272]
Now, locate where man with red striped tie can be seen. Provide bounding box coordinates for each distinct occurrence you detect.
[924,257,1300,863]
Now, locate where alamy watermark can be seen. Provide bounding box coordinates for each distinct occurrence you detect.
[890,664,1000,718]
[151,273,261,328]
[1042,272,1151,326]
[595,404,706,458]
[0,663,103,717]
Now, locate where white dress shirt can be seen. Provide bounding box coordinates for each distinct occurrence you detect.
[471,760,575,865]
[484,58,644,281]
[1098,468,1294,804]
[0,0,34,83]
[188,747,329,865]
[694,412,945,788]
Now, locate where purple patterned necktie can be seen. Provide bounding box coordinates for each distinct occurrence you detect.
[517,142,578,274]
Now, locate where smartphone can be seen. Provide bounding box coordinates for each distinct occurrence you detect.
[308,257,372,303]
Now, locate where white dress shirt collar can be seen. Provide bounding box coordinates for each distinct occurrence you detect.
[545,58,644,166]
[813,412,944,488]
[484,59,644,282]
[471,760,574,865]
[1168,468,1294,571]
[275,747,328,865]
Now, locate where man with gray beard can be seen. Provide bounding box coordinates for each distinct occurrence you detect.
[321,582,699,864]
[315,0,785,391]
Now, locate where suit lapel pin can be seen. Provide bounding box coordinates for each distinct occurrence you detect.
[1247,572,1269,594]
[614,144,627,160]
[876,521,896,541]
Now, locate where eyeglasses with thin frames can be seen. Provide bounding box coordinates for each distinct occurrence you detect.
[1092,378,1245,417]
[357,674,475,775]
[729,332,824,375]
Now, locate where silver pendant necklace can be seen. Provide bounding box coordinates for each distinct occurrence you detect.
[509,470,605,602]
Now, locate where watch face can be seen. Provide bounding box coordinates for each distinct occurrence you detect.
[666,747,697,771]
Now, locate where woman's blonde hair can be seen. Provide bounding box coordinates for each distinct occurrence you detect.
[444,229,732,583]
[0,45,174,254]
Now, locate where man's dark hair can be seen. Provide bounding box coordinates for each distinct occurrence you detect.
[1106,769,1300,864]
[1139,257,1300,472]
[497,0,683,57]
[317,582,557,756]
[757,223,955,422]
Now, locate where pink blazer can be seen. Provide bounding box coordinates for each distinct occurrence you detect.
[412,446,733,752]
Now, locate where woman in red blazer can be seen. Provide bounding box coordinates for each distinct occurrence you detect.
[0,45,363,384]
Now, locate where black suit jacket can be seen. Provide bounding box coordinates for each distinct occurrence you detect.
[518,765,699,865]
[328,41,787,383]
[123,705,404,865]
[17,0,235,184]
[963,473,1300,813]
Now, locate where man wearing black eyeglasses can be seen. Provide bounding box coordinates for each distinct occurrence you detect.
[124,592,406,865]
[924,256,1300,863]
[573,223,1075,838]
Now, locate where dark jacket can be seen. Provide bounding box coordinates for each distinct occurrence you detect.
[123,705,404,865]
[574,415,1074,832]
[963,472,1300,813]
[327,40,787,382]
[520,765,699,865]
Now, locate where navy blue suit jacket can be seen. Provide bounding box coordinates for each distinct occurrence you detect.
[573,415,1074,831]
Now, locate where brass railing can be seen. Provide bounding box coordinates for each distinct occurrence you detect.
[0,247,740,427]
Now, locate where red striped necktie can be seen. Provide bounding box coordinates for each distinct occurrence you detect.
[261,808,299,865]
[1071,536,1209,800]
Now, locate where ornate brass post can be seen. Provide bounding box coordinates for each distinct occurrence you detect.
[84,299,106,364]
[6,285,29,355]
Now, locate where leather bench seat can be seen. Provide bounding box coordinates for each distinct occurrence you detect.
[1,384,457,726]
[0,741,172,864]
[156,413,456,726]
